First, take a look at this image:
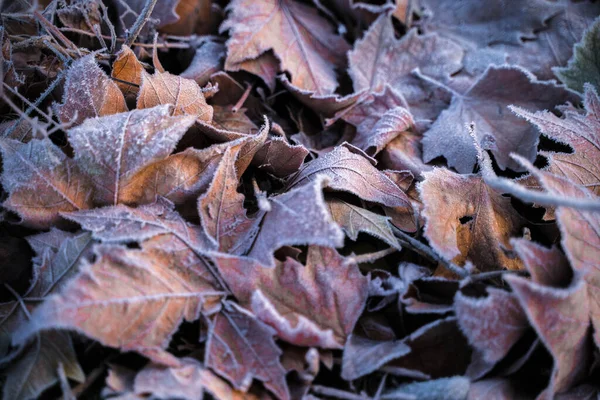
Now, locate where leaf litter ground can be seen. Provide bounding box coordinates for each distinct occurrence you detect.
[0,0,599,399]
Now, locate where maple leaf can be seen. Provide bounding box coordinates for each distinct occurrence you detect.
[197,105,258,142]
[417,0,561,48]
[454,288,528,369]
[55,55,127,126]
[341,334,412,381]
[206,302,290,400]
[422,66,580,173]
[341,86,414,156]
[221,0,349,94]
[348,15,461,125]
[137,71,213,122]
[14,241,223,366]
[67,105,196,206]
[326,198,400,249]
[506,276,592,397]
[286,144,411,208]
[63,198,216,254]
[522,160,600,349]
[419,167,525,271]
[134,357,255,400]
[198,146,257,254]
[555,16,600,93]
[2,331,84,400]
[111,45,144,100]
[246,176,345,267]
[252,137,309,177]
[384,377,470,400]
[180,40,226,86]
[0,138,92,229]
[512,85,600,197]
[512,238,571,287]
[213,246,368,348]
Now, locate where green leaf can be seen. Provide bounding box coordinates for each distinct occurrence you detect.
[554,17,600,93]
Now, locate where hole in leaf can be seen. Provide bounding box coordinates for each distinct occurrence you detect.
[459,216,473,224]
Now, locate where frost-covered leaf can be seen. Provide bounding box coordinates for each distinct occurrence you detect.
[247,177,344,267]
[252,137,309,177]
[417,0,561,47]
[221,0,349,93]
[206,302,290,400]
[524,162,600,348]
[512,239,571,287]
[55,55,127,126]
[0,139,92,229]
[287,144,411,208]
[349,15,460,125]
[341,334,412,381]
[555,16,600,93]
[326,198,400,249]
[137,71,213,122]
[421,66,579,173]
[213,246,368,348]
[68,105,196,205]
[455,288,528,367]
[180,40,226,86]
[419,168,524,271]
[111,45,144,99]
[506,275,592,396]
[342,86,414,155]
[134,357,253,400]
[512,85,600,196]
[2,331,84,400]
[198,146,257,254]
[15,242,223,366]
[63,198,216,254]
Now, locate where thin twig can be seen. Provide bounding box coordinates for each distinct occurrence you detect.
[58,28,191,49]
[311,385,372,400]
[232,83,254,113]
[350,248,397,264]
[391,226,469,278]
[3,65,70,138]
[124,0,159,47]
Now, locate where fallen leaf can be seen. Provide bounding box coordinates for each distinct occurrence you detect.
[198,146,257,253]
[180,40,226,86]
[252,137,309,177]
[512,84,600,196]
[137,71,213,122]
[0,138,92,229]
[213,246,368,348]
[55,55,127,126]
[111,45,144,99]
[384,376,470,400]
[206,302,290,400]
[15,242,223,366]
[134,357,254,400]
[419,167,525,271]
[555,16,600,93]
[455,288,528,367]
[341,334,411,380]
[246,176,345,267]
[2,331,84,400]
[421,66,580,173]
[63,198,216,254]
[221,0,349,93]
[417,0,561,47]
[511,239,571,287]
[67,105,196,206]
[326,198,400,249]
[506,275,592,396]
[287,144,411,208]
[348,15,461,124]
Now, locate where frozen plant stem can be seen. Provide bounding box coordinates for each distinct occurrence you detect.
[391,226,469,278]
[124,0,159,47]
